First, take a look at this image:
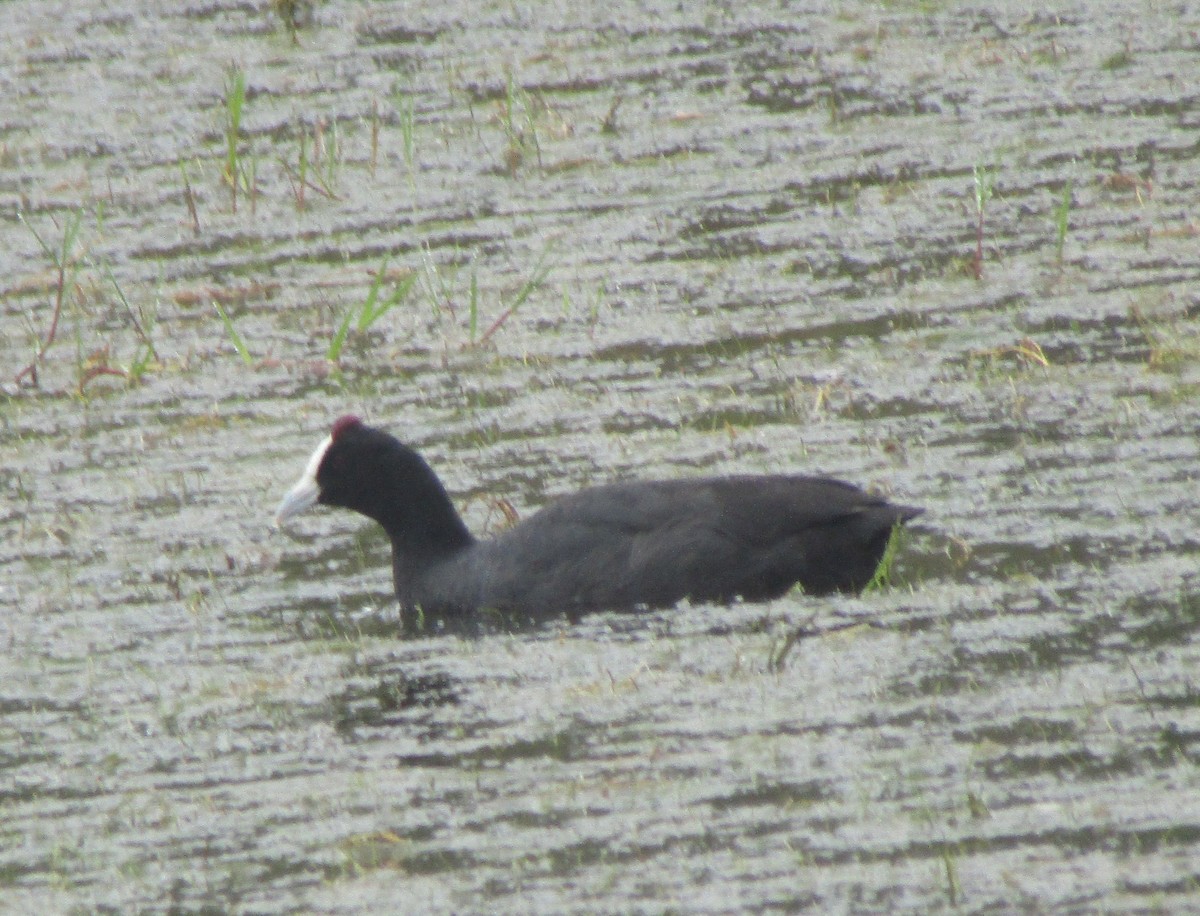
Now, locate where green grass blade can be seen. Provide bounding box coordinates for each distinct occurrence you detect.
[507,242,555,314]
[1054,180,1072,264]
[326,304,355,362]
[225,69,245,164]
[468,269,479,342]
[352,259,418,335]
[213,300,253,366]
[973,163,995,214]
[356,258,387,332]
[863,521,907,594]
[17,212,55,261]
[367,271,416,327]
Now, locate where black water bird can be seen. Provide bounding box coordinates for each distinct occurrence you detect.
[275,416,921,620]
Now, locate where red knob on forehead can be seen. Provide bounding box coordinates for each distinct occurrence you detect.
[331,415,363,440]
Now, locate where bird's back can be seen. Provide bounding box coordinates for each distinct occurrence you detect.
[417,475,919,616]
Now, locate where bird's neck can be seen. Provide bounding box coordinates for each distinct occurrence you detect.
[375,458,475,559]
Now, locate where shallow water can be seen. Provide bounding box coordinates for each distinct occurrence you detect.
[2,0,1199,912]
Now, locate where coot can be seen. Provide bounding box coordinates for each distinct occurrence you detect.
[275,416,921,619]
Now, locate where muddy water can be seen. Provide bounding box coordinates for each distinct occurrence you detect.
[3,0,1199,911]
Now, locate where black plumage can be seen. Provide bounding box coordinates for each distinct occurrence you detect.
[276,416,921,620]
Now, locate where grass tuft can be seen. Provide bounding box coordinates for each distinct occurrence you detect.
[497,69,543,175]
[477,241,554,346]
[16,208,164,391]
[972,337,1050,370]
[863,520,909,593]
[327,259,417,363]
[14,210,84,388]
[1131,305,1200,372]
[102,265,158,384]
[415,239,556,349]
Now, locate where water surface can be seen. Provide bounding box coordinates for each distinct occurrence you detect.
[2,1,1199,911]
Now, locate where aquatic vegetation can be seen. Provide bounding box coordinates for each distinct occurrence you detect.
[475,241,555,346]
[312,117,342,196]
[863,520,910,594]
[1131,304,1200,373]
[271,0,313,41]
[100,265,158,386]
[497,68,544,175]
[286,124,310,210]
[941,843,962,906]
[971,337,1051,371]
[223,67,247,212]
[327,258,417,363]
[13,210,159,393]
[13,210,83,388]
[178,161,201,234]
[279,115,346,211]
[213,300,254,367]
[416,239,556,349]
[6,4,1200,912]
[394,89,417,191]
[1053,179,1073,268]
[972,162,996,280]
[1101,49,1133,71]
